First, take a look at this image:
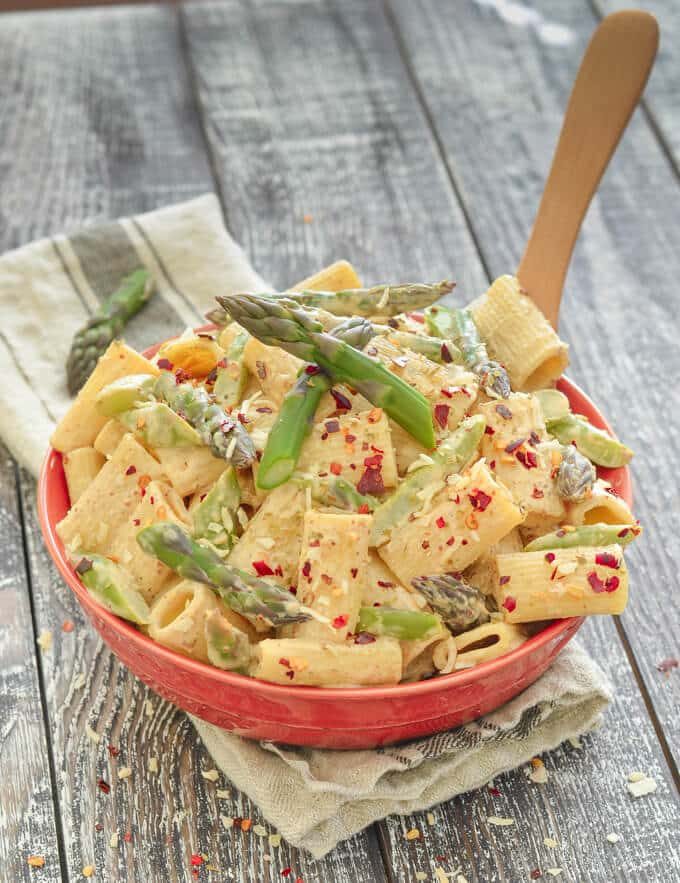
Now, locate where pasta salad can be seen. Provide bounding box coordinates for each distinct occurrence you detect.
[51,261,640,687]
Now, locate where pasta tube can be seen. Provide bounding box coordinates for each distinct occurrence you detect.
[495,545,629,622]
[244,337,304,407]
[470,275,569,390]
[252,636,402,687]
[148,580,221,662]
[455,622,527,667]
[93,419,127,459]
[567,479,635,526]
[154,446,226,498]
[379,459,524,587]
[290,259,363,293]
[294,511,371,642]
[63,447,105,505]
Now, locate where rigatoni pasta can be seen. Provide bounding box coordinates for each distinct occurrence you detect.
[50,259,639,687]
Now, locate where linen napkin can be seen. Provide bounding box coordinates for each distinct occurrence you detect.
[1,193,612,858]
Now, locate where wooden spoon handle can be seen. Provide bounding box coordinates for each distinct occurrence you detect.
[518,11,658,328]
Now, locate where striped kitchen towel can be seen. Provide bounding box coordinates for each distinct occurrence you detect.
[1,194,612,858]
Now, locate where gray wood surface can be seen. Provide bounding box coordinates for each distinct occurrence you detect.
[387,0,680,770]
[1,0,679,881]
[0,445,62,882]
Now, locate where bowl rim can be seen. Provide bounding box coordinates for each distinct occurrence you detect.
[38,371,630,702]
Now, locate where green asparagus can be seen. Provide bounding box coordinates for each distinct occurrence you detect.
[356,606,443,641]
[205,609,252,673]
[216,293,436,449]
[524,522,642,553]
[283,281,455,317]
[372,329,463,365]
[425,305,511,399]
[66,269,155,394]
[411,574,490,635]
[117,402,202,447]
[556,444,596,501]
[534,388,570,422]
[546,414,633,467]
[95,373,156,416]
[370,415,485,546]
[213,329,250,409]
[136,522,312,627]
[326,477,377,512]
[74,554,150,624]
[192,467,241,552]
[256,316,375,490]
[154,373,256,468]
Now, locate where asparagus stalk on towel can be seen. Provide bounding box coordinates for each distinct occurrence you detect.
[154,373,256,468]
[284,281,455,317]
[137,522,312,627]
[257,316,375,489]
[524,522,642,553]
[216,293,436,449]
[425,305,511,399]
[66,269,155,394]
[370,415,485,546]
[411,575,490,635]
[356,606,443,641]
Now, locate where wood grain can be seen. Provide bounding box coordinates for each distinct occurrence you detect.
[387,0,680,770]
[0,444,62,882]
[0,4,385,881]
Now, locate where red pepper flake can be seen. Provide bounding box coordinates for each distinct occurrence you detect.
[468,488,492,511]
[421,540,430,550]
[351,568,358,578]
[656,657,679,673]
[288,586,297,595]
[556,529,566,538]
[461,539,468,545]
[241,819,252,832]
[190,854,203,867]
[125,465,137,476]
[279,658,290,667]
[95,823,104,832]
[529,431,541,446]
[325,420,340,434]
[367,408,383,424]
[357,465,385,495]
[440,343,453,363]
[484,425,495,435]
[174,367,191,384]
[107,744,120,757]
[345,433,357,444]
[357,503,370,514]
[505,438,525,454]
[605,576,620,592]
[216,358,228,369]
[605,485,621,497]
[544,552,556,564]
[296,878,304,883]
[408,312,425,324]
[301,561,311,579]
[434,404,450,429]
[495,403,513,420]
[489,459,496,470]
[595,551,619,568]
[364,453,383,468]
[436,516,447,529]
[499,575,511,586]
[274,564,284,578]
[281,868,292,877]
[516,449,538,469]
[133,518,140,527]
[305,364,321,375]
[252,560,274,577]
[531,487,544,499]
[377,580,395,588]
[617,527,630,538]
[354,631,377,645]
[320,573,332,585]
[446,536,455,546]
[440,387,453,399]
[97,778,111,794]
[123,831,132,843]
[488,786,501,796]
[530,871,542,880]
[157,357,173,370]
[330,388,352,410]
[502,596,516,612]
[332,615,349,629]
[330,462,342,475]
[587,571,606,593]
[62,620,75,633]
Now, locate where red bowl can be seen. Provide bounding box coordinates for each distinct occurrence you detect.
[38,372,631,748]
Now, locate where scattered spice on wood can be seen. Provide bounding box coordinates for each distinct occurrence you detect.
[656,657,679,673]
[27,856,45,868]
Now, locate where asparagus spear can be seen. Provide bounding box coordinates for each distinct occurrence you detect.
[411,574,490,635]
[95,373,156,416]
[192,467,241,552]
[216,293,436,449]
[326,477,377,512]
[372,329,463,365]
[524,522,642,553]
[546,414,633,467]
[356,606,443,641]
[556,445,596,501]
[154,373,256,468]
[285,281,455,317]
[136,522,312,627]
[74,554,150,624]
[66,269,155,394]
[256,316,375,490]
[205,609,252,673]
[425,305,511,399]
[117,402,203,447]
[370,415,485,546]
[213,328,250,409]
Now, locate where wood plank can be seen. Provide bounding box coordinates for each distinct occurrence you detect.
[0,444,62,882]
[1,5,386,881]
[597,0,680,171]
[183,0,680,878]
[387,0,680,769]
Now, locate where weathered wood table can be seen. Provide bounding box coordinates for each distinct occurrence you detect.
[2,1,679,880]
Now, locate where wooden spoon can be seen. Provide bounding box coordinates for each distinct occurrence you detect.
[518,10,659,328]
